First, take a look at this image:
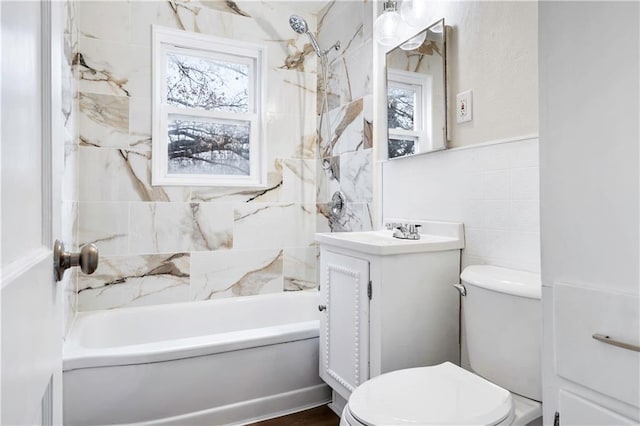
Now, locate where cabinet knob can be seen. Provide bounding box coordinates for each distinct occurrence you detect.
[318,305,327,312]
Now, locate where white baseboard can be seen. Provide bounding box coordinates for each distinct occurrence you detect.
[133,384,332,426]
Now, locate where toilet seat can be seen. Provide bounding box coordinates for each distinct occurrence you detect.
[346,362,514,426]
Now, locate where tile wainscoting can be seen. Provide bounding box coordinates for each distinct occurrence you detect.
[383,137,541,273]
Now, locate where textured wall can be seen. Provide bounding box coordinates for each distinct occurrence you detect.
[72,1,324,311]
[316,0,375,232]
[443,1,537,148]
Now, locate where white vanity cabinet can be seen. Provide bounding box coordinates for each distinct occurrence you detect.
[315,222,464,401]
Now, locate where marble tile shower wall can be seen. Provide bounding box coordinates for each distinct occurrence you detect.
[73,1,324,311]
[62,0,79,333]
[316,0,375,232]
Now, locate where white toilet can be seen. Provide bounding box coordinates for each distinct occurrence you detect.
[340,265,543,426]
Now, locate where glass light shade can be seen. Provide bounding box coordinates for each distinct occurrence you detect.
[400,0,428,28]
[400,31,427,50]
[374,8,404,46]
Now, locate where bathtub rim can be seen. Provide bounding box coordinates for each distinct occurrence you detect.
[64,291,321,371]
[64,320,318,371]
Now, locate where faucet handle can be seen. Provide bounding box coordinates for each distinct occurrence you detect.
[407,224,421,240]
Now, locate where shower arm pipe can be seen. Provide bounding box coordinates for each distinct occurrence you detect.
[317,40,341,57]
[302,27,340,57]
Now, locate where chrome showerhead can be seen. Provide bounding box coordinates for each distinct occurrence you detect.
[289,14,322,57]
[289,15,308,34]
[289,14,340,58]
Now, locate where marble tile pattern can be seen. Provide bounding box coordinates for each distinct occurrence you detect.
[316,1,374,233]
[72,1,326,311]
[190,249,284,300]
[62,0,79,335]
[77,253,190,310]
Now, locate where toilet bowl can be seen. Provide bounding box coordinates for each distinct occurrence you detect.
[339,362,541,426]
[339,265,543,426]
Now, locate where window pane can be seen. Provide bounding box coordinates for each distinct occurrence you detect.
[167,53,250,113]
[387,87,416,130]
[168,117,250,176]
[388,138,416,159]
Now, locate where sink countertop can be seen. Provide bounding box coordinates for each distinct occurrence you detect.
[315,221,464,256]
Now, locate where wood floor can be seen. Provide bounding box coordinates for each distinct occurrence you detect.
[249,405,340,426]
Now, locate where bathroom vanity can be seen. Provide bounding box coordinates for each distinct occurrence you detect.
[315,221,464,402]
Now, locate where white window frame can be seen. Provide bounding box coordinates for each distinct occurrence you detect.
[152,26,267,187]
[387,68,433,157]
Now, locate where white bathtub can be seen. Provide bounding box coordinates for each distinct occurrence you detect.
[63,291,330,425]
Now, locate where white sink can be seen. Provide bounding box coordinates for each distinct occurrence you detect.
[315,220,465,256]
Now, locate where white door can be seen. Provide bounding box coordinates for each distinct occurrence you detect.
[319,249,370,401]
[1,1,65,424]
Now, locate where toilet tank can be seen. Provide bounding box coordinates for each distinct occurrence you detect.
[461,265,542,401]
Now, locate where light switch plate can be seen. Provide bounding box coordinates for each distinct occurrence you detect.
[456,90,473,123]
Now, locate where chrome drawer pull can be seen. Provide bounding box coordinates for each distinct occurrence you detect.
[592,333,640,353]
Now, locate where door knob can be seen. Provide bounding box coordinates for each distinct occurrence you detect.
[53,240,99,282]
[318,305,327,312]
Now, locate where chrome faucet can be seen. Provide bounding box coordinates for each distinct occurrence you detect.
[385,222,421,240]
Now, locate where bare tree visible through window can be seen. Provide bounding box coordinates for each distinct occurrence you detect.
[387,86,415,131]
[166,53,251,175]
[387,86,417,158]
[168,119,250,175]
[388,138,416,159]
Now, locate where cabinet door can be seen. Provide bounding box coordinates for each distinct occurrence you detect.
[554,284,639,408]
[559,390,637,426]
[319,250,370,401]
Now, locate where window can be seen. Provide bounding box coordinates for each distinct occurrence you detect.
[152,27,267,187]
[386,69,432,159]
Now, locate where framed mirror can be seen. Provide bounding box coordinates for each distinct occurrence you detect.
[386,19,447,160]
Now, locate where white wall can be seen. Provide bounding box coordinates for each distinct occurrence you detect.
[539,1,639,293]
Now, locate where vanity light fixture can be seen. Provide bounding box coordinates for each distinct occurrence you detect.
[374,1,404,46]
[400,0,428,28]
[400,31,426,50]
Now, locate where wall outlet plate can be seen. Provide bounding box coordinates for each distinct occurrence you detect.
[456,90,473,123]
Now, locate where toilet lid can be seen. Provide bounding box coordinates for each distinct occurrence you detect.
[348,362,513,426]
